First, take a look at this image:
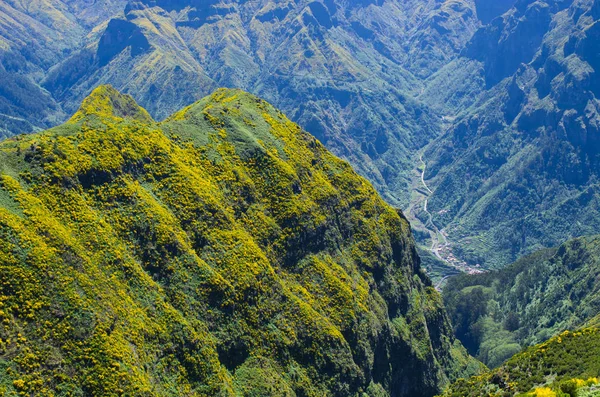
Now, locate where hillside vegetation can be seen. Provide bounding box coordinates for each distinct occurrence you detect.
[0,85,481,396]
[443,235,600,368]
[9,0,600,276]
[441,325,600,396]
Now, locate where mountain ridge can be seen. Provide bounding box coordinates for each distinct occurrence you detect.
[0,85,482,396]
[0,0,493,208]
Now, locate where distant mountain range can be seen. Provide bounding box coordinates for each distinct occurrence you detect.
[0,0,507,209]
[423,0,600,268]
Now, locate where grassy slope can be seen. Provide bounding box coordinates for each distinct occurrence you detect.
[0,85,481,396]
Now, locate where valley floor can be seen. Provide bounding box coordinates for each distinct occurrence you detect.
[405,150,484,287]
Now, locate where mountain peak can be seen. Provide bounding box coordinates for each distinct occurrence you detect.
[69,85,154,124]
[0,87,481,397]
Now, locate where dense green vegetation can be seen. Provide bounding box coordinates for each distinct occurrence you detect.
[6,3,600,395]
[7,0,600,278]
[0,85,481,396]
[440,326,600,396]
[443,235,600,368]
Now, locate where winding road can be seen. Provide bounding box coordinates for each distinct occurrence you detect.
[419,155,444,261]
[420,155,433,195]
[434,275,451,291]
[416,154,484,289]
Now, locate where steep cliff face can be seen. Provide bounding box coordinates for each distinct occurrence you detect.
[96,19,151,66]
[0,86,481,396]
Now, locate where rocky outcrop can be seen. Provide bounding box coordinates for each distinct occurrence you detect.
[97,18,150,66]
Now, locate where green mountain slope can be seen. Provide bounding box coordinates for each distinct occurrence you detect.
[0,86,481,396]
[422,0,600,269]
[440,325,600,396]
[443,235,600,368]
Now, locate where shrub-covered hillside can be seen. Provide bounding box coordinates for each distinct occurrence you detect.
[440,325,600,397]
[0,86,481,396]
[443,235,600,368]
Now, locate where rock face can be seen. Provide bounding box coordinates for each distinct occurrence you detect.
[465,1,554,86]
[0,86,481,396]
[97,19,151,66]
[422,0,600,268]
[473,0,517,24]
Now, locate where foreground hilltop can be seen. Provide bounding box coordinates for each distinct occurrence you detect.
[0,86,481,396]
